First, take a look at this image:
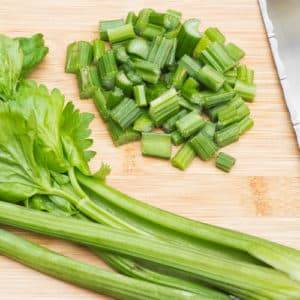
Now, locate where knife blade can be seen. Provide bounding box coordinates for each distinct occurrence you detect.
[258,0,300,145]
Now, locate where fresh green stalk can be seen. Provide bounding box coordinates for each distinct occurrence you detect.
[127,38,149,59]
[149,88,179,125]
[193,34,211,59]
[115,47,130,64]
[111,40,130,50]
[190,133,218,161]
[107,119,141,146]
[182,77,200,92]
[215,152,236,173]
[77,65,101,99]
[116,71,133,96]
[141,133,172,159]
[237,65,254,84]
[171,143,196,170]
[214,123,240,147]
[163,109,188,133]
[195,65,225,92]
[234,80,256,102]
[99,19,125,41]
[165,38,177,67]
[133,114,154,132]
[132,59,161,84]
[141,24,166,40]
[176,111,205,138]
[178,97,200,111]
[1,202,300,300]
[225,43,245,61]
[176,19,201,58]
[126,70,143,85]
[171,130,185,145]
[200,49,223,73]
[126,11,137,25]
[111,98,142,129]
[238,116,254,135]
[98,50,118,90]
[204,91,235,109]
[133,84,147,107]
[107,24,136,44]
[134,8,154,35]
[146,82,167,101]
[92,88,110,122]
[149,11,180,30]
[200,122,216,139]
[0,229,203,300]
[179,55,202,78]
[205,28,225,43]
[172,64,188,89]
[92,39,106,63]
[147,36,174,69]
[165,23,182,39]
[106,87,124,109]
[65,41,93,73]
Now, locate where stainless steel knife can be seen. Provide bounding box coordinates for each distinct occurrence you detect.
[259,0,300,145]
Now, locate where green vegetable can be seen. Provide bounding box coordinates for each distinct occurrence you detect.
[172,64,188,89]
[163,109,188,133]
[149,11,180,30]
[106,87,124,109]
[234,79,256,101]
[214,123,240,147]
[107,24,136,44]
[204,91,235,109]
[99,19,124,41]
[237,64,254,84]
[201,122,216,139]
[190,133,218,161]
[92,39,106,62]
[225,43,245,61]
[111,97,142,129]
[134,8,154,35]
[98,50,118,90]
[141,133,172,159]
[115,46,130,64]
[171,143,196,170]
[193,34,211,59]
[77,65,101,99]
[215,152,236,172]
[116,71,133,96]
[126,11,137,25]
[133,114,154,132]
[127,38,149,59]
[196,65,225,92]
[132,58,161,84]
[171,130,185,145]
[92,88,110,121]
[204,27,225,43]
[141,24,166,40]
[133,84,147,106]
[65,41,92,74]
[176,111,205,138]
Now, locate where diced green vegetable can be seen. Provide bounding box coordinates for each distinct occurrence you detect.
[98,50,118,90]
[107,24,136,44]
[226,43,245,61]
[77,65,100,99]
[141,23,166,40]
[114,46,130,64]
[234,79,256,101]
[171,130,185,145]
[106,87,124,109]
[214,123,240,147]
[132,58,161,84]
[216,152,236,172]
[134,8,154,35]
[172,64,188,89]
[193,34,211,59]
[171,143,196,170]
[115,71,133,96]
[149,11,180,30]
[142,133,172,159]
[201,122,216,139]
[190,133,218,161]
[133,84,147,106]
[163,109,188,133]
[196,65,225,91]
[176,111,205,138]
[99,19,124,41]
[204,91,235,109]
[205,27,225,43]
[127,38,149,59]
[92,39,106,62]
[165,38,177,67]
[237,64,254,84]
[92,88,110,121]
[126,11,137,25]
[133,114,154,132]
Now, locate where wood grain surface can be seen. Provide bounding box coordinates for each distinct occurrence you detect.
[1,0,300,299]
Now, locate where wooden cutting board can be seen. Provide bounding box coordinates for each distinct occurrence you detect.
[1,0,300,299]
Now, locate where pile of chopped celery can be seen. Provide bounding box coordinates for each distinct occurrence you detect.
[65,9,256,172]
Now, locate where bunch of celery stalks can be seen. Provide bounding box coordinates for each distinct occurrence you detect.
[0,9,299,300]
[66,9,256,172]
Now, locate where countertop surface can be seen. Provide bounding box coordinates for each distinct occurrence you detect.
[0,0,300,299]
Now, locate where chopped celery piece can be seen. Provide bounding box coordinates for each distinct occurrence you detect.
[171,143,196,170]
[216,152,236,172]
[107,119,141,146]
[204,91,235,109]
[77,65,101,99]
[107,24,136,44]
[111,40,129,50]
[99,19,124,41]
[147,36,174,69]
[165,38,177,67]
[92,39,106,62]
[106,87,124,109]
[176,19,201,58]
[226,43,245,61]
[182,77,200,92]
[234,79,256,102]
[149,88,179,125]
[172,64,188,89]
[133,85,147,107]
[116,71,133,96]
[132,58,161,84]
[114,46,130,64]
[238,116,254,135]
[196,65,225,91]
[215,123,240,147]
[237,64,254,84]
[165,23,182,39]
[127,38,149,59]
[126,11,137,25]
[178,97,199,111]
[179,55,202,78]
[133,114,154,132]
[126,70,143,85]
[201,122,216,139]
[205,27,225,43]
[111,98,142,129]
[134,8,154,35]
[171,130,185,145]
[141,24,166,40]
[149,11,180,30]
[92,88,110,121]
[162,109,188,133]
[142,133,171,159]
[190,133,218,161]
[176,111,205,138]
[65,41,93,73]
[146,82,168,102]
[98,50,118,90]
[193,34,211,59]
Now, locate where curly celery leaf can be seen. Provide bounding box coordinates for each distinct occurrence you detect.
[0,35,23,101]
[15,81,68,173]
[0,104,52,202]
[15,33,49,77]
[60,102,96,175]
